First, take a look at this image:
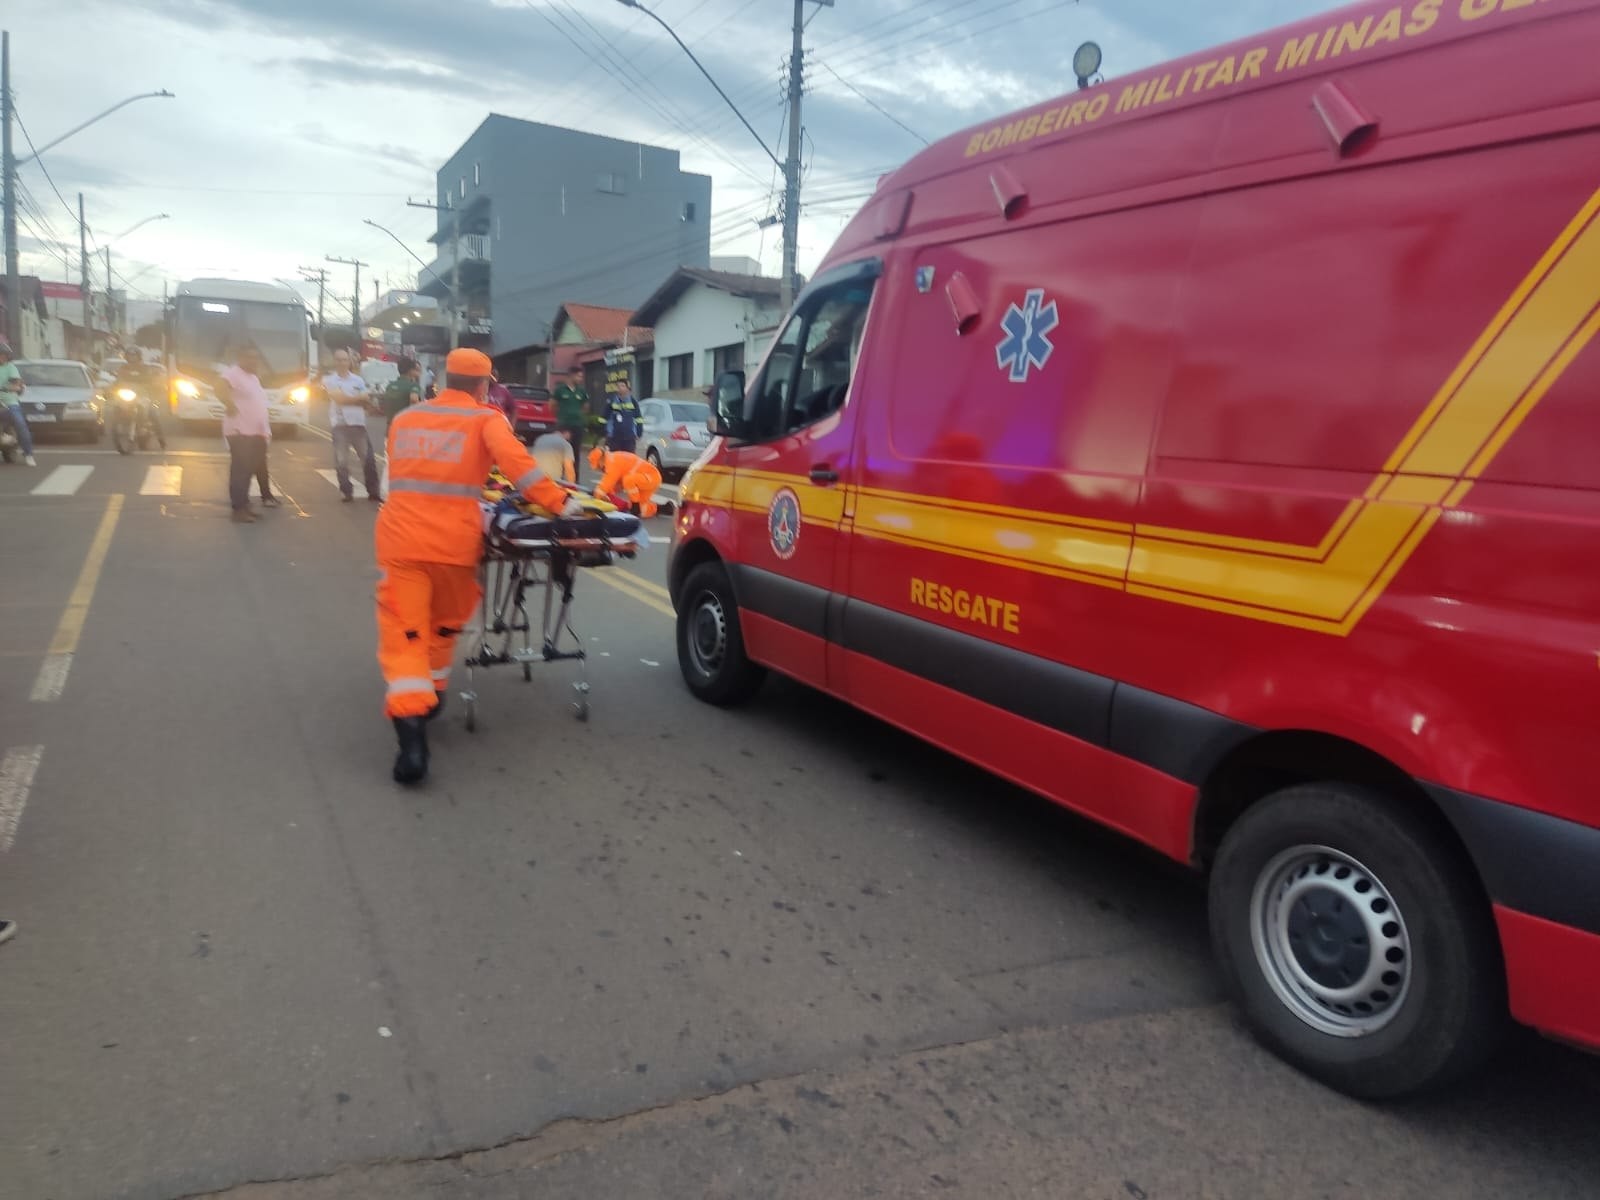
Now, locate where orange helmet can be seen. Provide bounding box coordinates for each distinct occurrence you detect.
[588,446,606,470]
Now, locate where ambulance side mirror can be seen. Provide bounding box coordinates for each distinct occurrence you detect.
[710,370,746,438]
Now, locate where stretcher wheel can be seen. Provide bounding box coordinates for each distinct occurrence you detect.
[523,662,533,682]
[574,698,589,722]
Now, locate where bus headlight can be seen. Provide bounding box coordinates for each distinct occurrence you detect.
[174,378,201,398]
[289,385,309,404]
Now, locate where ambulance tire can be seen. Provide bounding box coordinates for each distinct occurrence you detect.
[676,561,765,706]
[1208,783,1505,1099]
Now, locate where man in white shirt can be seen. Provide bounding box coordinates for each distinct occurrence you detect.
[324,347,382,502]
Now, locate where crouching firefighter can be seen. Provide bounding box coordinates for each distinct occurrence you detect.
[376,348,583,784]
[587,446,662,519]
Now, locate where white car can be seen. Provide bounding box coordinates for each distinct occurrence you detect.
[13,360,103,443]
[639,397,712,476]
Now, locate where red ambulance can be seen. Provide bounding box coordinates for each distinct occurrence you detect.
[668,0,1600,1097]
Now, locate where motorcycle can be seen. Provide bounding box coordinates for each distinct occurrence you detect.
[0,406,22,463]
[110,384,166,455]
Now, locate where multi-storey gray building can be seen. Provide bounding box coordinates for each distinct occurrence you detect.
[419,115,713,355]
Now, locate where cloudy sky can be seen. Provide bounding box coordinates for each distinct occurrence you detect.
[9,0,1330,314]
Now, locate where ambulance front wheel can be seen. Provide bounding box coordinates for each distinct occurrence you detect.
[676,561,765,706]
[1208,783,1505,1099]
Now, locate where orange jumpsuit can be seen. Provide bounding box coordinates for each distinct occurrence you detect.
[588,448,662,518]
[376,390,569,718]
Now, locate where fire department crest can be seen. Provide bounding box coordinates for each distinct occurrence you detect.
[768,487,802,560]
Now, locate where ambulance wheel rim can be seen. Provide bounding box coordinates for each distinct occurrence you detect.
[1250,844,1411,1038]
[688,590,728,677]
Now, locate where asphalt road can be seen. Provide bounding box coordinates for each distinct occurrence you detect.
[2,426,1597,1200]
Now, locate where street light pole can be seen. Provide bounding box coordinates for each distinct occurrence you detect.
[614,0,825,312]
[364,217,458,350]
[0,34,173,349]
[110,213,170,242]
[402,201,463,350]
[3,32,19,347]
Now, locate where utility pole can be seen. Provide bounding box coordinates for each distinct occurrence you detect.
[781,0,807,312]
[103,244,116,339]
[325,254,367,347]
[298,265,328,341]
[78,192,90,351]
[406,197,460,349]
[3,31,19,348]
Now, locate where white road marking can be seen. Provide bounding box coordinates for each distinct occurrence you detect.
[316,469,343,491]
[31,465,93,496]
[29,654,72,702]
[139,465,184,495]
[0,745,44,852]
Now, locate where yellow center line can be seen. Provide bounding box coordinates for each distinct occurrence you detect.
[590,569,675,618]
[32,494,123,702]
[49,494,124,655]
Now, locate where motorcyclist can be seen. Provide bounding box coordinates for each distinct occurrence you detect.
[112,350,167,449]
[0,341,36,466]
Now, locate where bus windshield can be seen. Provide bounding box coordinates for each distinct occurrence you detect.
[173,296,308,386]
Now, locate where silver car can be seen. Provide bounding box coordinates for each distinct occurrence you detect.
[639,397,712,475]
[14,360,103,443]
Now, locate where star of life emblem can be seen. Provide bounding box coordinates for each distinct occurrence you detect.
[996,287,1059,383]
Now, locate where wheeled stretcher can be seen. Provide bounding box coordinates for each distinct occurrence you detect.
[461,493,648,731]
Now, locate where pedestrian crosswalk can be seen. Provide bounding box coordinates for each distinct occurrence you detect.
[16,463,382,500]
[14,461,679,510]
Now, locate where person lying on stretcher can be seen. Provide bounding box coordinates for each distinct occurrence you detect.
[587,447,662,518]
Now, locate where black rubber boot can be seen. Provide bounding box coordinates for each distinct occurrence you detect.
[392,716,429,785]
[424,690,446,723]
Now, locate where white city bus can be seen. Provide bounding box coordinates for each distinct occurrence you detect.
[167,279,313,435]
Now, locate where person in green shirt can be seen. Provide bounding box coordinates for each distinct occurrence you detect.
[0,342,35,466]
[555,383,588,483]
[380,357,424,421]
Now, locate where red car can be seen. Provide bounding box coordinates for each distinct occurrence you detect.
[670,0,1600,1098]
[503,384,556,443]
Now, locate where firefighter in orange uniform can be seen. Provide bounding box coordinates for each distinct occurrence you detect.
[586,446,662,518]
[377,348,581,784]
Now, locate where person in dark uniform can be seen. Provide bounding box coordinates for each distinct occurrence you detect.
[603,376,641,454]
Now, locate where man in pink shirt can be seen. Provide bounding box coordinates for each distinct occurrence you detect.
[216,344,276,524]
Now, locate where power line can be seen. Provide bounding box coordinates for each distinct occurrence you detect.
[524,0,772,189]
[12,105,88,241]
[826,0,1061,78]
[814,61,928,145]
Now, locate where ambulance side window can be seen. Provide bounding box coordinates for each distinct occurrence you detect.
[789,287,872,429]
[749,318,802,440]
[748,276,876,440]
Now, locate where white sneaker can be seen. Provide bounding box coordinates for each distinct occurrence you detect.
[24,454,37,466]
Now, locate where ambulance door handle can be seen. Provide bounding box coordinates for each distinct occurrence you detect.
[809,465,839,485]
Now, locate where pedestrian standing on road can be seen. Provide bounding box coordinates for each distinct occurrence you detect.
[375,347,583,784]
[380,357,423,422]
[555,383,587,483]
[324,348,383,503]
[216,344,276,523]
[0,342,37,467]
[604,377,641,454]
